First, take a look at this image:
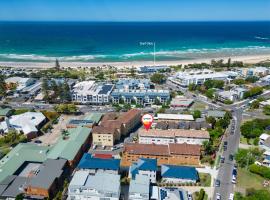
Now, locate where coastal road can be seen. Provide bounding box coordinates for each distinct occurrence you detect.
[213,108,242,200]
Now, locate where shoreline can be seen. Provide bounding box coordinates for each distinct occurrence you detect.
[0,54,269,69]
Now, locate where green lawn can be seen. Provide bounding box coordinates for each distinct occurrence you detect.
[236,168,270,191]
[199,173,211,187]
[191,101,207,111]
[13,108,31,115]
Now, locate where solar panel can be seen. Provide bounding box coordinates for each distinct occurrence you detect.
[179,191,184,200]
[98,84,113,94]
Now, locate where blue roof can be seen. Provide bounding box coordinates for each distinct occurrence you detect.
[161,165,198,181]
[266,155,270,161]
[98,84,114,95]
[77,153,120,171]
[130,158,157,179]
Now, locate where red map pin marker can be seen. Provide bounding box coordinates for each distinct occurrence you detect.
[141,114,153,131]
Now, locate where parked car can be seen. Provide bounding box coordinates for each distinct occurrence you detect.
[229,193,234,200]
[215,179,221,187]
[220,156,225,163]
[216,193,221,200]
[229,154,234,161]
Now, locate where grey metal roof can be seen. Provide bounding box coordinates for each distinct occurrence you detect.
[28,159,67,189]
[1,176,28,198]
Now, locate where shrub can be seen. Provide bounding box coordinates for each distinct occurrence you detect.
[249,164,270,179]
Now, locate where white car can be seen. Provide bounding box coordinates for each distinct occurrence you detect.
[216,193,221,200]
[229,193,234,200]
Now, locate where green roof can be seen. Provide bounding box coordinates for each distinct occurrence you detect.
[0,143,50,182]
[84,113,103,123]
[0,127,91,182]
[47,126,91,161]
[0,108,12,116]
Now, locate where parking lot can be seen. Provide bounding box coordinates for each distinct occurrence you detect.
[36,114,85,146]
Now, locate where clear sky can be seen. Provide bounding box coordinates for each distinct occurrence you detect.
[0,0,269,21]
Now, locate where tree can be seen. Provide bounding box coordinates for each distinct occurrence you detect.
[227,58,231,69]
[188,83,196,91]
[15,193,24,200]
[235,149,255,168]
[60,80,71,102]
[55,59,61,71]
[95,72,105,80]
[250,100,260,109]
[0,75,6,97]
[243,87,263,99]
[193,110,201,119]
[205,89,215,99]
[41,79,50,102]
[233,78,246,85]
[263,105,270,115]
[245,76,259,83]
[54,104,77,114]
[150,73,166,84]
[202,141,215,155]
[130,67,136,77]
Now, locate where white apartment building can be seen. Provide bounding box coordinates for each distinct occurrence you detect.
[138,129,210,145]
[5,76,35,91]
[128,158,157,184]
[129,175,150,200]
[72,81,114,104]
[68,171,120,200]
[170,69,229,87]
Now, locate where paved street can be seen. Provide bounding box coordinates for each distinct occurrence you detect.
[213,108,242,200]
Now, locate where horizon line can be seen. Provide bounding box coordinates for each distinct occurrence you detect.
[0,20,270,23]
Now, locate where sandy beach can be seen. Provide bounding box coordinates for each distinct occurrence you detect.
[0,54,269,70]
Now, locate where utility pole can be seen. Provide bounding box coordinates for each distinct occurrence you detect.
[153,42,156,66]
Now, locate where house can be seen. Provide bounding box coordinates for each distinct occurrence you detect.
[259,133,270,145]
[139,65,170,73]
[25,159,69,198]
[0,157,69,199]
[129,158,157,183]
[77,153,120,174]
[0,111,46,139]
[138,129,210,145]
[129,175,150,200]
[207,110,226,118]
[5,77,35,92]
[0,107,12,117]
[155,113,194,121]
[161,165,199,183]
[262,155,270,167]
[72,81,114,104]
[121,143,201,167]
[68,171,121,200]
[170,97,194,108]
[151,186,189,200]
[216,87,247,102]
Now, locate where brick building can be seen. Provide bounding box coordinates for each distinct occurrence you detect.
[92,109,141,147]
[121,143,201,167]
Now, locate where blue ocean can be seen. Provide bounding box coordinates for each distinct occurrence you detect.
[0,21,269,62]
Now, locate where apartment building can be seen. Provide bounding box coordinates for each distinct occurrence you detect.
[72,81,114,104]
[68,171,121,200]
[169,69,228,87]
[138,129,210,145]
[121,143,201,167]
[92,109,141,146]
